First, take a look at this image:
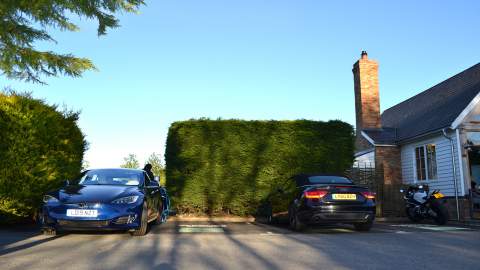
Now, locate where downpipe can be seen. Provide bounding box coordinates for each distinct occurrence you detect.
[442,128,460,221]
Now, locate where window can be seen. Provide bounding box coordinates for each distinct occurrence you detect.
[307,176,353,185]
[415,144,437,181]
[78,169,142,186]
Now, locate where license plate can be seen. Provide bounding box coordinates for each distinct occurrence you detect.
[66,209,98,217]
[434,193,444,199]
[332,194,357,200]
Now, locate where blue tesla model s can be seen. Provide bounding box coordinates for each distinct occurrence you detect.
[40,168,170,236]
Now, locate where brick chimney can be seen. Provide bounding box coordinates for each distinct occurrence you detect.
[353,51,381,151]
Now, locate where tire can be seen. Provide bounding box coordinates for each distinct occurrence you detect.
[289,209,305,232]
[39,210,57,236]
[432,204,449,225]
[42,228,57,236]
[131,202,148,236]
[406,207,423,223]
[264,202,274,224]
[354,220,373,232]
[154,200,164,225]
[266,214,274,224]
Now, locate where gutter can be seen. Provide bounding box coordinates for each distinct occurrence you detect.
[442,128,461,221]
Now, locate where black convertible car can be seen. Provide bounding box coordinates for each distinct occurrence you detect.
[258,174,376,231]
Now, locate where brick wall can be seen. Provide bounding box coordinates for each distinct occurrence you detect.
[375,146,404,216]
[444,197,470,220]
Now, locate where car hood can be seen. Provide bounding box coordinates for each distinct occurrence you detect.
[52,185,142,204]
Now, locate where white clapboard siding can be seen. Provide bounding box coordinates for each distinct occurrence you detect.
[400,131,463,197]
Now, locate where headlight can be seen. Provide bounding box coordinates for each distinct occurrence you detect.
[43,195,59,203]
[111,196,139,204]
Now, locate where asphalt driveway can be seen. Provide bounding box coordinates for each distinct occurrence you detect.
[1,221,479,270]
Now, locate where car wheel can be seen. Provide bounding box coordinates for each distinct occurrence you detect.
[264,202,273,224]
[131,202,148,236]
[289,209,305,231]
[353,221,373,232]
[266,214,273,224]
[42,228,57,236]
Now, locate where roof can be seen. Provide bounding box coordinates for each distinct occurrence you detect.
[362,128,397,145]
[292,174,350,186]
[367,63,480,144]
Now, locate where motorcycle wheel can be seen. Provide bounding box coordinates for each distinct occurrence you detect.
[432,203,449,225]
[406,207,423,223]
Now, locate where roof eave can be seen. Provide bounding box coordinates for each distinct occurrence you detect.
[360,130,397,147]
[451,91,480,129]
[396,126,452,145]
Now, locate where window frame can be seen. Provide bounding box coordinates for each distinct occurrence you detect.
[414,143,438,182]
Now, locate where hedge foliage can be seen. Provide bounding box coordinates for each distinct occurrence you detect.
[165,119,354,216]
[0,92,86,222]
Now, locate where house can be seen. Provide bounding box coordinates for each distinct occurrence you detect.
[353,51,480,219]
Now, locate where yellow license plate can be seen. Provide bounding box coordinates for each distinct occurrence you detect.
[332,194,357,200]
[434,193,444,199]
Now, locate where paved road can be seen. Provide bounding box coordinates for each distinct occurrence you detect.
[1,221,479,270]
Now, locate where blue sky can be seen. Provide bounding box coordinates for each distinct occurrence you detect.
[4,0,480,168]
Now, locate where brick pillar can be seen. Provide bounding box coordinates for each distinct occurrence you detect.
[353,51,381,152]
[375,146,403,217]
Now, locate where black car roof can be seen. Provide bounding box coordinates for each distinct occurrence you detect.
[291,174,351,186]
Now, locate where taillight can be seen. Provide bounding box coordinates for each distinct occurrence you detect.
[361,191,376,199]
[304,190,328,199]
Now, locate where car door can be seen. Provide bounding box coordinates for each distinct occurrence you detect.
[143,172,160,220]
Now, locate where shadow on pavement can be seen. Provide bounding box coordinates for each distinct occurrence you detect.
[0,234,64,256]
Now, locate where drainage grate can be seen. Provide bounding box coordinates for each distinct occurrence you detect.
[178,225,226,233]
[390,224,470,231]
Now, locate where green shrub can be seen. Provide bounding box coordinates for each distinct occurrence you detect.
[165,119,354,216]
[0,92,86,223]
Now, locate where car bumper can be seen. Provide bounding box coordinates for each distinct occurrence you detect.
[41,202,143,231]
[297,205,376,224]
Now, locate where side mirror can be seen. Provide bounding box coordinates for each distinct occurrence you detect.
[64,180,70,186]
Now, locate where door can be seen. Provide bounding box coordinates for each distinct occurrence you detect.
[143,172,160,220]
[468,147,480,216]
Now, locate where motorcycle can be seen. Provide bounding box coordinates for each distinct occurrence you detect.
[400,184,449,225]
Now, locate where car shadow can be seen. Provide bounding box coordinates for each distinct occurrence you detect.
[253,220,375,234]
[0,232,64,256]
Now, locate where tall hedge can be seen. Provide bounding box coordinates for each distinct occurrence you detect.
[0,92,86,222]
[165,119,354,216]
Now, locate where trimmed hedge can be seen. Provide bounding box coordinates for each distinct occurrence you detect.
[165,119,354,216]
[0,92,86,223]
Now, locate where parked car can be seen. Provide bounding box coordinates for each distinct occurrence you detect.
[40,168,169,236]
[257,174,376,231]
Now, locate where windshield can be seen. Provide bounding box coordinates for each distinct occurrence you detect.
[307,176,353,185]
[78,169,143,186]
